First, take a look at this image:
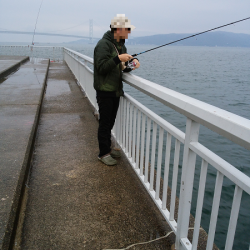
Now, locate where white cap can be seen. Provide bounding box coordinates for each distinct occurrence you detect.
[111,14,136,31]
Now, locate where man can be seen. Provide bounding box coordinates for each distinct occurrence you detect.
[94,14,140,166]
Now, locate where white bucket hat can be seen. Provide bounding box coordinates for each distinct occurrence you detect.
[111,14,136,31]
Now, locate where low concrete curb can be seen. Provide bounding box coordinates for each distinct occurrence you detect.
[0,56,29,79]
[1,60,50,250]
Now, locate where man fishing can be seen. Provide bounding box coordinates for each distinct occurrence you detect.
[94,14,140,166]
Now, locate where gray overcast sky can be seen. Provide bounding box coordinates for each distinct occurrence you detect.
[0,0,249,43]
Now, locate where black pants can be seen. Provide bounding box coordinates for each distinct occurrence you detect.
[97,96,120,157]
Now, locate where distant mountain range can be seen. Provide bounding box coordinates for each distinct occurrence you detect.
[126,31,250,47]
[70,31,250,47]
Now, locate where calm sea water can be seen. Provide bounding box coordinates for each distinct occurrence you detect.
[1,43,249,249]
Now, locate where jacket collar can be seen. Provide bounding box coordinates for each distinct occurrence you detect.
[103,30,125,49]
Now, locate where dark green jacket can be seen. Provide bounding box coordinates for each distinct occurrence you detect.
[93,31,127,97]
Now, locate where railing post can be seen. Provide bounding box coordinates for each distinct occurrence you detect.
[83,59,87,93]
[175,118,200,250]
[63,48,65,62]
[77,55,80,83]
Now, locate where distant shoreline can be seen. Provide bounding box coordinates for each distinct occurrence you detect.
[1,31,250,48]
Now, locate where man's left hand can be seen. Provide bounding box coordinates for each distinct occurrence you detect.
[132,59,140,70]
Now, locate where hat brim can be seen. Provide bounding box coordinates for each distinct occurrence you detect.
[111,24,136,31]
[128,25,136,31]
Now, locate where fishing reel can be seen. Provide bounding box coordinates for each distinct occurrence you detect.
[127,58,137,70]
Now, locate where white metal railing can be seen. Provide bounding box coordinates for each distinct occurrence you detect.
[0,45,63,61]
[63,47,250,250]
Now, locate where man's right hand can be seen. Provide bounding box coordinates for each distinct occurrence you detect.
[118,53,133,62]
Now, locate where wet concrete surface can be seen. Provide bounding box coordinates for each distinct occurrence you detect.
[0,59,49,249]
[0,56,29,79]
[20,62,174,250]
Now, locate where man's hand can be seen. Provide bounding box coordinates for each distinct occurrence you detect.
[132,59,140,70]
[118,53,133,62]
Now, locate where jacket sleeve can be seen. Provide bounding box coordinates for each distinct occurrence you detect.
[94,41,120,75]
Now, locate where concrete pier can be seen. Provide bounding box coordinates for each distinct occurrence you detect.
[0,57,217,250]
[19,61,174,250]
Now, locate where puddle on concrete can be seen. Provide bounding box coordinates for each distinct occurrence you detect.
[45,80,71,97]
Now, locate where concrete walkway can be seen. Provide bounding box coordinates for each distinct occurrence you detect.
[0,58,49,249]
[19,62,173,250]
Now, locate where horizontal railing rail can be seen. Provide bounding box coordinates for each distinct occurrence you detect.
[63,47,250,250]
[122,73,250,151]
[64,47,93,64]
[0,45,63,48]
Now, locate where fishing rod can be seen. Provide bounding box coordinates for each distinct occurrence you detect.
[31,0,44,45]
[131,17,250,57]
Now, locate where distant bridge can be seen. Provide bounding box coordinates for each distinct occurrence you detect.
[0,30,100,40]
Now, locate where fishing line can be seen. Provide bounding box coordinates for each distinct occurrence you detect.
[103,231,175,250]
[103,227,205,250]
[131,17,250,57]
[31,0,44,45]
